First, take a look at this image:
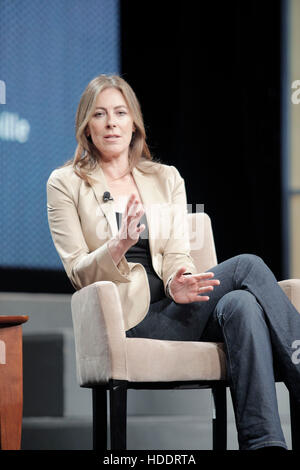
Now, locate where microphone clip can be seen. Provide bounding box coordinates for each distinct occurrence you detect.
[103,191,114,202]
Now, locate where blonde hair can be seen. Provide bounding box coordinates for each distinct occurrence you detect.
[62,74,156,183]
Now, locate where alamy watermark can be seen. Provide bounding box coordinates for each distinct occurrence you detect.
[0,340,6,365]
[291,340,300,365]
[291,80,300,104]
[0,80,6,104]
[95,202,205,250]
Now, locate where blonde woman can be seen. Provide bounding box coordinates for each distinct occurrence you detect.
[47,74,300,451]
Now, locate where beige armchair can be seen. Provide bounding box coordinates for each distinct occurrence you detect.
[71,213,300,450]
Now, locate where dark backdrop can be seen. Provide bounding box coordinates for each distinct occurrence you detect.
[1,0,283,293]
[121,0,283,274]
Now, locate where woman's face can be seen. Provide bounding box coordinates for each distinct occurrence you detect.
[86,87,135,161]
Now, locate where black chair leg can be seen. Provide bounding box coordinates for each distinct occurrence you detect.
[290,392,300,450]
[212,386,227,450]
[92,386,108,451]
[109,379,128,450]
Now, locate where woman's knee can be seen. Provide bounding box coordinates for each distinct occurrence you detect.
[232,253,274,286]
[215,289,264,327]
[234,253,265,269]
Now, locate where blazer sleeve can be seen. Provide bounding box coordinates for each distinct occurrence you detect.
[162,166,198,296]
[46,170,131,290]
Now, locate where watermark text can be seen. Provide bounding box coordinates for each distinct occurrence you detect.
[291,339,300,365]
[0,80,6,104]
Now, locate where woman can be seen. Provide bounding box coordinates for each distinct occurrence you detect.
[47,74,300,451]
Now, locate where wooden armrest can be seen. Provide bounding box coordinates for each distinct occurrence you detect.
[0,315,29,327]
[0,314,27,449]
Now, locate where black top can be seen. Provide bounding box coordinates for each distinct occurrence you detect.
[115,212,165,303]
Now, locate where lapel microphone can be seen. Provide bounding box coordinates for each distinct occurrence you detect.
[103,191,114,202]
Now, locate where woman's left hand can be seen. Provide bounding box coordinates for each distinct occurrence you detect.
[168,267,220,304]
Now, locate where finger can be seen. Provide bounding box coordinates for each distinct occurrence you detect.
[128,208,145,229]
[127,198,139,217]
[193,272,215,279]
[196,285,214,293]
[137,224,145,233]
[128,201,144,219]
[174,267,187,279]
[188,272,220,284]
[136,203,145,218]
[191,295,210,302]
[197,279,220,287]
[127,218,145,238]
[124,194,136,216]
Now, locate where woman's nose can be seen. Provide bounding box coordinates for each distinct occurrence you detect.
[106,113,116,127]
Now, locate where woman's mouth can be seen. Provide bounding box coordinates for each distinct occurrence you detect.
[104,134,120,140]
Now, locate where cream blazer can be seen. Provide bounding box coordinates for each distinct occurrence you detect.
[46,159,197,331]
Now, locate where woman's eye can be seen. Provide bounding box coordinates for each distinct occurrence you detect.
[95,112,104,117]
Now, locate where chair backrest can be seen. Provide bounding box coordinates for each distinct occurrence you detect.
[188,213,218,273]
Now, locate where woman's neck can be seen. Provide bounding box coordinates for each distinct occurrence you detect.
[99,154,130,181]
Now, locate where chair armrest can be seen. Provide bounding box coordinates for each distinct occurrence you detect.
[71,281,127,387]
[278,279,300,314]
[189,213,218,272]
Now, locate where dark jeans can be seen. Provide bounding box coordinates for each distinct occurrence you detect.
[126,254,300,450]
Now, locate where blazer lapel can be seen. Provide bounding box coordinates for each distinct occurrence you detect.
[132,166,163,259]
[87,164,119,237]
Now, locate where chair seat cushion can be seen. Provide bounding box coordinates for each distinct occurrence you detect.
[125,338,227,382]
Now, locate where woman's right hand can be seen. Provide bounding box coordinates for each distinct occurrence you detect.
[108,194,145,265]
[117,194,146,250]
